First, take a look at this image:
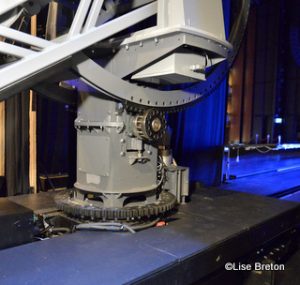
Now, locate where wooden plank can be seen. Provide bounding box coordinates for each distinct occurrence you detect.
[0,35,4,176]
[29,15,37,193]
[0,101,4,176]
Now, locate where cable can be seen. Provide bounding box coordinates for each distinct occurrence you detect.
[76,222,136,234]
[254,146,274,153]
[76,218,161,234]
[49,227,71,233]
[130,218,160,231]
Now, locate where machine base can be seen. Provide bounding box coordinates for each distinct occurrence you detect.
[54,189,177,221]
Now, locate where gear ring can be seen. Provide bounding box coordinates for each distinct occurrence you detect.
[55,190,177,221]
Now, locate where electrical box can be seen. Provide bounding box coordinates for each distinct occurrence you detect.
[0,198,34,250]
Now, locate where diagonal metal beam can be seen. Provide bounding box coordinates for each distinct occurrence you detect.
[83,0,104,32]
[68,0,92,38]
[0,41,35,57]
[0,25,52,48]
[0,2,157,100]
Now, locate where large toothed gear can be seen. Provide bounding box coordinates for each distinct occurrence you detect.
[133,109,167,141]
[55,190,176,221]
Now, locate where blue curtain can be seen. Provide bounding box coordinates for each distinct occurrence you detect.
[169,0,230,186]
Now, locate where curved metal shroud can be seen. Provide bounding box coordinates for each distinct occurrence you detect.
[0,0,250,112]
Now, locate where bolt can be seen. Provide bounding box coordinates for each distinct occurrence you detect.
[120,138,126,143]
[117,102,124,110]
[190,64,203,72]
[151,118,162,132]
[120,152,126,157]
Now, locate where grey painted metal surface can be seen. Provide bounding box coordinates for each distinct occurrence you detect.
[0,0,234,109]
[0,25,51,48]
[0,0,250,216]
[68,0,93,37]
[0,0,26,16]
[0,2,157,100]
[75,96,158,195]
[0,41,34,57]
[83,0,104,31]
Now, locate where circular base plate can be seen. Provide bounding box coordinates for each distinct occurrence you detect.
[55,190,177,221]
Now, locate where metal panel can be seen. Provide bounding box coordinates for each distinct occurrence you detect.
[0,198,34,249]
[9,192,57,215]
[78,134,110,177]
[104,33,183,78]
[157,0,225,41]
[132,52,207,84]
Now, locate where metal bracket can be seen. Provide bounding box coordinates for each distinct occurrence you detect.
[75,119,125,133]
[165,166,189,203]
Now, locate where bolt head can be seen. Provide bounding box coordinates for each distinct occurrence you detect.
[151,118,162,132]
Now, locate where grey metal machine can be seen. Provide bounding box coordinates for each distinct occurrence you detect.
[0,0,249,221]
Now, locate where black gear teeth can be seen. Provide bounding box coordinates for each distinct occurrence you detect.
[55,191,176,221]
